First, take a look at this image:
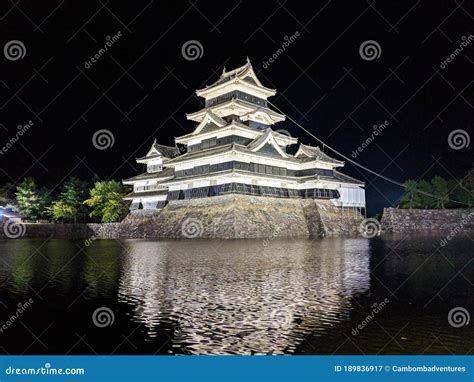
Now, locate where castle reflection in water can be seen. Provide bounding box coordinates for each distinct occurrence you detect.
[117,239,370,355]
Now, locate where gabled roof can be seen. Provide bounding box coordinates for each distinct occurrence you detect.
[186,99,285,123]
[191,111,227,135]
[247,129,289,158]
[136,140,180,161]
[175,119,297,146]
[268,129,298,146]
[294,144,343,166]
[175,120,247,142]
[219,58,263,87]
[196,59,276,96]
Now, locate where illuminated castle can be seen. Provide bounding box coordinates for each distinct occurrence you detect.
[123,59,365,213]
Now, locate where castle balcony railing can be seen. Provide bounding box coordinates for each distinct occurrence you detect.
[134,185,166,192]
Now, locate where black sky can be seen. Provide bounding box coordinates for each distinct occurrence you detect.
[0,1,473,215]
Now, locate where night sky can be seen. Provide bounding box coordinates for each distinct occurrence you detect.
[0,1,472,215]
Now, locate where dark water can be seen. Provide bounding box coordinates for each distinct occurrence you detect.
[0,235,472,355]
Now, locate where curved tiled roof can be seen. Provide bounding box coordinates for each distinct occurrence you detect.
[198,59,268,89]
[186,98,285,122]
[295,144,343,165]
[298,171,364,185]
[154,143,180,158]
[136,141,180,161]
[124,189,168,199]
[123,167,175,182]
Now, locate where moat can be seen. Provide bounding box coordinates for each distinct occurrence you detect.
[0,234,472,355]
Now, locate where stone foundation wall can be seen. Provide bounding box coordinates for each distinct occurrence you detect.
[119,195,364,239]
[1,194,364,239]
[121,195,307,239]
[310,200,365,236]
[0,222,122,240]
[381,207,474,232]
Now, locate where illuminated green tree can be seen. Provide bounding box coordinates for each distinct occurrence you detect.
[47,177,89,223]
[84,180,129,223]
[15,178,50,220]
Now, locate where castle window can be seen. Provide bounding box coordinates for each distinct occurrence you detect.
[147,164,162,173]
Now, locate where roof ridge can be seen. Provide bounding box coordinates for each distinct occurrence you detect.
[295,143,343,164]
[154,142,178,149]
[220,59,251,79]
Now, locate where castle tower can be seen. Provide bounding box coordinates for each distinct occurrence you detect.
[123,59,365,211]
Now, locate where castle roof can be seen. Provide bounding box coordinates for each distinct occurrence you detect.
[175,120,296,146]
[196,59,276,98]
[164,141,335,166]
[187,111,227,136]
[136,140,180,161]
[247,128,290,157]
[186,98,285,123]
[295,144,343,166]
[165,144,234,164]
[123,166,175,183]
[124,166,363,187]
[299,171,364,185]
[123,189,168,200]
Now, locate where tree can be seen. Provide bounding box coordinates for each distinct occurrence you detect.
[15,178,50,220]
[458,168,474,207]
[399,180,422,209]
[46,177,89,223]
[417,180,435,209]
[84,180,129,223]
[431,176,449,209]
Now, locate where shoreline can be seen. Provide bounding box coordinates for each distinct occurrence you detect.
[1,198,472,240]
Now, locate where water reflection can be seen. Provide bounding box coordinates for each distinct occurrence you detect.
[118,239,370,354]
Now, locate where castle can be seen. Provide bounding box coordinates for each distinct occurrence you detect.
[123,59,365,217]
